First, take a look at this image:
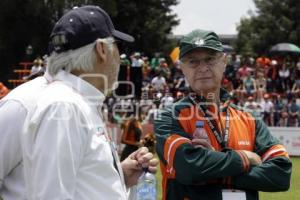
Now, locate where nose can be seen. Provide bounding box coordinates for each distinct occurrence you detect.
[198,64,210,72]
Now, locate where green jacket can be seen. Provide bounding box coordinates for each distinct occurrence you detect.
[154,92,292,200]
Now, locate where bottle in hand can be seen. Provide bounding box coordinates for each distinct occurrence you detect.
[136,169,157,200]
[193,120,210,144]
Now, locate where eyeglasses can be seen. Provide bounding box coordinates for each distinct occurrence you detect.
[181,53,223,68]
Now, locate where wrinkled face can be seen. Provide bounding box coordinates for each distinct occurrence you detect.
[94,41,120,92]
[180,48,226,93]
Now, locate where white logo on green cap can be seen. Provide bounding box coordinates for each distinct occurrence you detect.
[194,38,205,46]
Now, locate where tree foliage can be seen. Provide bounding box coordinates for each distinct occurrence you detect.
[0,0,179,84]
[113,0,179,54]
[235,0,300,56]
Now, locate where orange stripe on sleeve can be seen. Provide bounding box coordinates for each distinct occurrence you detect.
[261,144,289,162]
[160,162,168,200]
[235,150,250,172]
[163,134,191,177]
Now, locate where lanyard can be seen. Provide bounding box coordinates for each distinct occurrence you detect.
[97,106,127,190]
[189,95,231,149]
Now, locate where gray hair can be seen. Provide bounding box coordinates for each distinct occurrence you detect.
[47,37,114,76]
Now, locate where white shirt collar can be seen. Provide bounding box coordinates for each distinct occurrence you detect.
[47,70,105,106]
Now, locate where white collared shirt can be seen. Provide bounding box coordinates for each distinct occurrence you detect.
[0,71,128,200]
[260,100,274,113]
[151,76,166,91]
[0,76,48,200]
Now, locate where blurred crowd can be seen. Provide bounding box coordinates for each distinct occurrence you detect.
[1,52,300,127]
[104,52,300,128]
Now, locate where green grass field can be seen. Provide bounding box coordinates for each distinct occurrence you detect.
[156,157,300,200]
[0,158,298,200]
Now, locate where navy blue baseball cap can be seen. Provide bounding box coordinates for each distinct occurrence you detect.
[49,5,134,53]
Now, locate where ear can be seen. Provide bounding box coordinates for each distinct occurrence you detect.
[95,40,107,64]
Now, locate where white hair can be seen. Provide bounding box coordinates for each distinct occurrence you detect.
[47,37,114,76]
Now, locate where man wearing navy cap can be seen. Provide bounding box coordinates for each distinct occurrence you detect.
[0,5,157,200]
[155,29,291,200]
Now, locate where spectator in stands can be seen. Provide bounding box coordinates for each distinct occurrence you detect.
[244,96,261,116]
[230,53,241,72]
[266,60,279,93]
[287,98,299,127]
[279,62,291,91]
[0,82,9,99]
[280,107,289,127]
[116,53,131,96]
[130,52,144,99]
[23,57,45,80]
[150,52,161,69]
[260,93,274,126]
[151,69,167,92]
[256,56,270,69]
[231,73,244,101]
[242,71,257,99]
[224,59,235,80]
[142,56,151,82]
[121,118,143,161]
[255,56,270,88]
[160,92,174,108]
[222,78,233,94]
[158,58,171,80]
[238,60,252,79]
[291,80,300,98]
[173,66,188,94]
[255,71,267,100]
[273,94,285,127]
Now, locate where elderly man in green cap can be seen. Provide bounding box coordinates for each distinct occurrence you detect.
[154,29,291,200]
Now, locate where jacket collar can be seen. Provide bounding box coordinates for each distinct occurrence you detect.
[188,88,232,112]
[45,70,105,106]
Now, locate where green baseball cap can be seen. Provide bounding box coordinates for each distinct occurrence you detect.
[179,29,224,58]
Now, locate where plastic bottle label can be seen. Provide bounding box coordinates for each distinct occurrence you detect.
[136,173,157,200]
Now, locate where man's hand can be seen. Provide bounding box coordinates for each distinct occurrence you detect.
[191,138,215,150]
[242,150,262,166]
[121,147,158,188]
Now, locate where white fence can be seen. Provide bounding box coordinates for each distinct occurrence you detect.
[269,127,300,156]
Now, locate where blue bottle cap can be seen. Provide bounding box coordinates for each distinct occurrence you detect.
[196,120,204,128]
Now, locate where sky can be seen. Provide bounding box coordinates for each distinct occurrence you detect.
[171,0,256,35]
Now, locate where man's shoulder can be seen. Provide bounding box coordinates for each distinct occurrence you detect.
[3,77,48,110]
[38,81,87,107]
[230,103,249,112]
[229,103,259,119]
[31,82,94,121]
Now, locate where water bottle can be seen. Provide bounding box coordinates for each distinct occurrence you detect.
[136,169,157,200]
[193,121,210,144]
